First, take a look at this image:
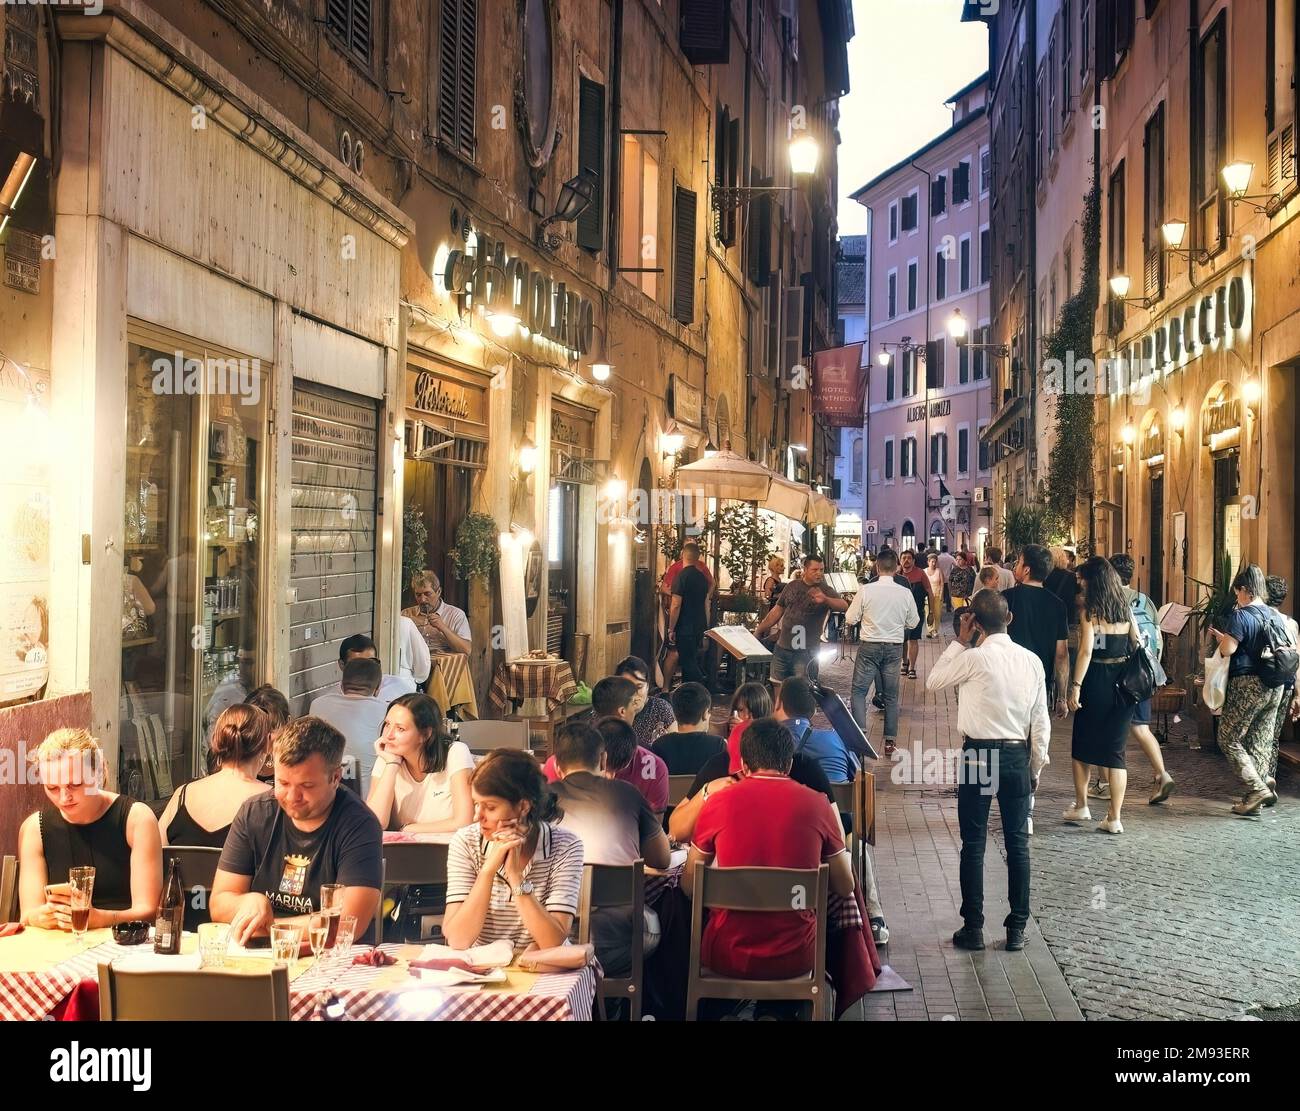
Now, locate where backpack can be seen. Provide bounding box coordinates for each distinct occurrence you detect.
[1129,591,1162,662]
[1256,613,1300,689]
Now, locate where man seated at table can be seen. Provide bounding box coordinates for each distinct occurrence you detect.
[212,717,383,944]
[543,677,671,817]
[615,655,676,749]
[552,721,671,976]
[683,718,854,1006]
[396,614,432,688]
[773,677,858,785]
[653,682,724,777]
[403,571,472,656]
[333,634,415,704]
[310,657,389,795]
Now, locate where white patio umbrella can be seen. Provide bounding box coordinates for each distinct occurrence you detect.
[673,449,774,502]
[808,490,839,527]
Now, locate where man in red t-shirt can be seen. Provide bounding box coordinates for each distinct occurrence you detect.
[685,718,855,986]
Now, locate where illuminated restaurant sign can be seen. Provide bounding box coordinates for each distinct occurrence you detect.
[439,229,595,358]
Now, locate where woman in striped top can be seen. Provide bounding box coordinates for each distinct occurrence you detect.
[443,750,584,951]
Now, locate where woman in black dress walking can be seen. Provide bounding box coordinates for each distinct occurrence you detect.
[1065,557,1142,834]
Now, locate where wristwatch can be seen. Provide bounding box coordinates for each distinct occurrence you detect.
[511,880,535,900]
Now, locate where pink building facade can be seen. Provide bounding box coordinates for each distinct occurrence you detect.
[851,76,996,556]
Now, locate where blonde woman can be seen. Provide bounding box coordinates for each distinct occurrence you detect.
[18,729,162,929]
[762,556,787,608]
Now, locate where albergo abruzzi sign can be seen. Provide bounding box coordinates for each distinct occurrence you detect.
[439,229,595,358]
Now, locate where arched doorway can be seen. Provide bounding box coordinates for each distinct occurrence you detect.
[1200,381,1242,580]
[630,456,657,666]
[1138,408,1165,603]
[929,520,948,552]
[901,519,916,551]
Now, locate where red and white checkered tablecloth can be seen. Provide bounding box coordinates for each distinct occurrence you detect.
[289,944,595,1021]
[0,935,594,1022]
[487,659,579,715]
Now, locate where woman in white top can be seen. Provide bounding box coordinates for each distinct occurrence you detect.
[367,693,474,833]
[924,552,945,638]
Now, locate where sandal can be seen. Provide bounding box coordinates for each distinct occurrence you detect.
[907,667,918,679]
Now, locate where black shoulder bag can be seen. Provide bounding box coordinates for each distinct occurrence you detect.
[1116,621,1157,706]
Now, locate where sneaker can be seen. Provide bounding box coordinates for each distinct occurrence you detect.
[1005,928,1026,951]
[872,693,886,711]
[907,667,918,679]
[1264,777,1279,807]
[1087,781,1111,800]
[883,738,897,757]
[1149,772,1175,805]
[952,926,985,951]
[1063,805,1092,822]
[870,917,890,946]
[1097,818,1124,834]
[1232,787,1273,816]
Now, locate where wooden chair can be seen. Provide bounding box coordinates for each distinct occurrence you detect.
[685,862,830,1021]
[577,860,645,1021]
[667,775,695,806]
[459,718,531,754]
[378,840,450,944]
[99,964,290,1021]
[1,855,17,924]
[505,703,592,758]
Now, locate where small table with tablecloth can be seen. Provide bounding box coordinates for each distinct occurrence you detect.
[0,928,595,1022]
[487,658,579,716]
[426,652,479,718]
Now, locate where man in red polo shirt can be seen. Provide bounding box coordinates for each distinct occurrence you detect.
[685,717,855,988]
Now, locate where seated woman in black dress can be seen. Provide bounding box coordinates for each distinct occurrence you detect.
[159,705,271,848]
[18,728,162,930]
[1065,557,1141,835]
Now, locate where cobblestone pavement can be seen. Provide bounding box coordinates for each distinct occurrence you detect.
[803,628,1300,1021]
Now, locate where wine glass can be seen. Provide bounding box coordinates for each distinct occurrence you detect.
[319,884,344,949]
[270,923,301,966]
[68,867,95,950]
[307,913,329,964]
[333,914,357,968]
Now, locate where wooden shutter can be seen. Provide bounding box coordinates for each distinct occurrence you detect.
[725,116,740,245]
[926,340,944,389]
[326,0,372,66]
[439,0,477,158]
[680,0,731,64]
[931,176,946,216]
[576,78,606,252]
[782,284,805,381]
[748,186,773,285]
[672,186,698,324]
[953,161,970,203]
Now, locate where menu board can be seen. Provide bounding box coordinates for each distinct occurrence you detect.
[0,362,51,705]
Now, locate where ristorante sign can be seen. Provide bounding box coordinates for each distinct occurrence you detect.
[439,229,596,358]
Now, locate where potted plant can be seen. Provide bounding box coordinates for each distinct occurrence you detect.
[401,505,430,606]
[704,504,774,619]
[449,511,500,582]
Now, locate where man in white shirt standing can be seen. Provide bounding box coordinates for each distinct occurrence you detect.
[983,546,1017,592]
[845,549,920,757]
[926,591,1050,954]
[309,657,389,796]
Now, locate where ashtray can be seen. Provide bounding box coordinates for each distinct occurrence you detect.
[112,920,151,945]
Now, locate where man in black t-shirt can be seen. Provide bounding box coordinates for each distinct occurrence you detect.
[1003,544,1069,717]
[213,716,383,944]
[653,682,725,776]
[668,541,711,685]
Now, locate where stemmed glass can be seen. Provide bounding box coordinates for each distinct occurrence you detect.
[68,867,95,951]
[307,913,330,964]
[333,914,357,970]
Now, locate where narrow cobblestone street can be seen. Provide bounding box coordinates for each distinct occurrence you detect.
[810,630,1300,1021]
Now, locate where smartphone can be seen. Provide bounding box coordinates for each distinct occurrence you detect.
[45,882,72,900]
[243,934,271,949]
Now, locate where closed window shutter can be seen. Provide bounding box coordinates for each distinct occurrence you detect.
[673,186,698,324]
[931,176,946,216]
[439,0,478,158]
[457,0,478,157]
[748,186,772,285]
[726,117,740,246]
[576,79,606,252]
[926,340,944,389]
[326,0,372,66]
[953,162,970,203]
[680,0,732,64]
[935,251,946,299]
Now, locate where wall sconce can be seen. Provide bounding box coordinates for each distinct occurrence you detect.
[518,440,538,475]
[537,171,597,252]
[1120,422,1136,446]
[1221,161,1282,215]
[1160,220,1211,264]
[876,346,891,367]
[660,431,685,456]
[711,135,821,214]
[1242,379,1262,409]
[1169,405,1187,436]
[949,309,1010,355]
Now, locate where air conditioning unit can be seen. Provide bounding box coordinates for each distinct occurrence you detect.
[973,486,990,504]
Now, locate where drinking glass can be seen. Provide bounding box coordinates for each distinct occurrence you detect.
[319,884,344,949]
[68,867,95,950]
[307,913,330,963]
[198,922,231,969]
[333,914,357,966]
[270,923,302,966]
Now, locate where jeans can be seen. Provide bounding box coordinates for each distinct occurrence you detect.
[851,642,903,738]
[676,629,705,684]
[957,740,1032,932]
[771,644,813,681]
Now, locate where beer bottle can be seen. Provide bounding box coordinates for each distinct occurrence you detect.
[153,858,185,954]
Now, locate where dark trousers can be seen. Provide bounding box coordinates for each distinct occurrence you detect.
[677,629,706,685]
[957,739,1032,932]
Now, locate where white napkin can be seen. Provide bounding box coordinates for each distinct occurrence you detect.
[414,939,514,968]
[112,950,203,972]
[410,965,508,987]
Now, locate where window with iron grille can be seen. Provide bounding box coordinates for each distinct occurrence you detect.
[326,0,373,68]
[438,0,478,159]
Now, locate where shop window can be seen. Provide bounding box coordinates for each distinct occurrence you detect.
[620,136,660,299]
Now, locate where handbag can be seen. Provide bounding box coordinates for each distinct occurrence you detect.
[1203,652,1230,713]
[1116,625,1157,706]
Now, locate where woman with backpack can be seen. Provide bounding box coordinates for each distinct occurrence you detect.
[1211,565,1293,816]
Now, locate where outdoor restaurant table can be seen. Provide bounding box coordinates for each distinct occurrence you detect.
[427,651,479,718]
[487,657,579,716]
[0,927,595,1022]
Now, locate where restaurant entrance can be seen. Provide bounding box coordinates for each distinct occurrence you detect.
[1212,448,1241,576]
[631,458,657,665]
[547,398,597,665]
[1148,470,1164,606]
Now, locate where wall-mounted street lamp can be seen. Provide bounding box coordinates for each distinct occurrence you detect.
[948,309,1010,356]
[1221,161,1283,215]
[1106,274,1155,335]
[1242,378,1262,410]
[1120,422,1137,446]
[1159,220,1211,265]
[536,171,597,252]
[1169,405,1187,437]
[711,136,821,215]
[0,150,38,239]
[518,440,539,475]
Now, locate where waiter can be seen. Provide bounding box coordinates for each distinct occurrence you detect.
[926,592,1050,953]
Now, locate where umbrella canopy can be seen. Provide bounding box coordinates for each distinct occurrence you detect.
[768,475,816,521]
[674,450,774,502]
[808,491,839,527]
